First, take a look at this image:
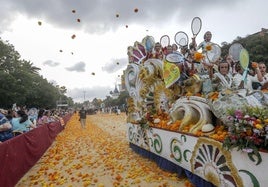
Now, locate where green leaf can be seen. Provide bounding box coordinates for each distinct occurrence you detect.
[239,169,260,187]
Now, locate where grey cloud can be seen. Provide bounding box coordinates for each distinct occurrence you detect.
[65,61,86,72]
[102,58,128,73]
[43,60,60,67]
[67,86,113,103]
[0,0,239,34]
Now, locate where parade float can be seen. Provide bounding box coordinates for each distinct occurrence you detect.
[124,17,268,187]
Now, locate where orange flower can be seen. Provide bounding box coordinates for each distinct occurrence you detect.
[193,52,204,62]
[205,44,212,51]
[208,91,219,101]
[252,62,258,69]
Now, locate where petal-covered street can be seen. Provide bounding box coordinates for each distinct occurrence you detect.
[16,113,192,187]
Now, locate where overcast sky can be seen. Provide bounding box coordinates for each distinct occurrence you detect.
[0,0,267,102]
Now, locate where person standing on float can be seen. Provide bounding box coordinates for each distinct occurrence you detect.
[197,31,212,51]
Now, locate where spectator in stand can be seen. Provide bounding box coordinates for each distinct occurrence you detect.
[11,110,36,134]
[0,111,13,142]
[38,109,54,125]
[50,110,63,121]
[37,109,45,125]
[5,109,15,121]
[28,108,38,126]
[44,110,55,123]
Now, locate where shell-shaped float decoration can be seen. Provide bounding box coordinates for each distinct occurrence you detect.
[169,96,212,133]
[127,35,156,65]
[125,63,140,94]
[127,42,147,64]
[190,137,243,187]
[201,124,215,135]
[142,35,155,53]
[126,36,168,123]
[169,103,200,130]
[154,83,174,112]
[125,63,143,123]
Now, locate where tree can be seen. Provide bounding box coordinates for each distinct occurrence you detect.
[21,60,41,75]
[92,98,102,109]
[0,38,73,109]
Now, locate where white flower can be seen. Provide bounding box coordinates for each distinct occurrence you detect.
[242,148,253,153]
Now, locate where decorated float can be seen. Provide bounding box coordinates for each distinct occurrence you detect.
[124,17,268,187]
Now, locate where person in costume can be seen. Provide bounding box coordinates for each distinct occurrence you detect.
[172,43,178,52]
[225,55,236,75]
[165,45,173,57]
[256,62,268,89]
[232,62,262,90]
[195,31,214,75]
[211,60,232,92]
[197,31,212,52]
[152,42,163,60]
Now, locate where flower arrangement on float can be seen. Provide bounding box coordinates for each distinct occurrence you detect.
[222,106,268,165]
[142,88,268,165]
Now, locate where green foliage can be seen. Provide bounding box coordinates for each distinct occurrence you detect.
[0,39,73,109]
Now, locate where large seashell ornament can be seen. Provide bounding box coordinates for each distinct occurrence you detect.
[201,123,215,135]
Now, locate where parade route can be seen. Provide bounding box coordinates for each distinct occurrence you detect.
[16,113,189,187]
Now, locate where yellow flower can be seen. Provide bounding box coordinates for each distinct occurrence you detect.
[255,124,263,129]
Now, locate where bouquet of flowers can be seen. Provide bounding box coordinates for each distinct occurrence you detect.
[222,106,268,165]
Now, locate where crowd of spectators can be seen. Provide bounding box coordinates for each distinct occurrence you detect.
[0,106,71,143]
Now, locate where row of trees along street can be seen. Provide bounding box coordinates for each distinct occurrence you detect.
[0,39,73,109]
